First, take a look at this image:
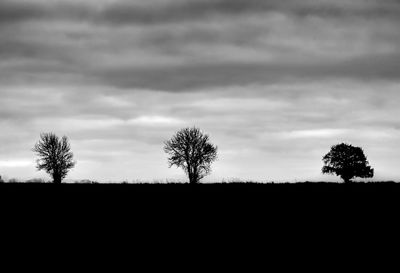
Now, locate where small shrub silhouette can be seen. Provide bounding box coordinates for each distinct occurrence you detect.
[33,133,76,184]
[322,143,374,183]
[164,127,218,184]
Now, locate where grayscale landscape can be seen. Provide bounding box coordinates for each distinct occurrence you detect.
[1,0,400,185]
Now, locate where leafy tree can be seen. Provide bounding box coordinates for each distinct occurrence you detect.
[33,133,76,184]
[164,127,218,184]
[322,143,374,183]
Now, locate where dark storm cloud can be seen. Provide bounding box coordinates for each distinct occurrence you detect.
[93,52,400,91]
[2,0,400,26]
[0,1,45,23]
[0,1,92,24]
[99,0,400,25]
[2,0,399,91]
[99,0,282,25]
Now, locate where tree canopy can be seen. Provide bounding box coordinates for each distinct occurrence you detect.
[322,143,374,183]
[164,127,218,184]
[33,133,76,184]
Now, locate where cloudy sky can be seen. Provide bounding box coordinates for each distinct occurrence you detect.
[1,0,400,182]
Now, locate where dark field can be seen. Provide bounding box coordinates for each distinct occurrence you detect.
[2,181,399,203]
[1,181,399,189]
[2,182,398,235]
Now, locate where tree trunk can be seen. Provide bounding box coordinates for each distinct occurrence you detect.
[189,174,197,184]
[189,170,198,184]
[187,164,198,184]
[53,174,62,184]
[343,177,352,184]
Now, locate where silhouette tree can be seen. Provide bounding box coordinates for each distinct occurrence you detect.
[33,133,76,184]
[322,143,374,183]
[164,127,218,184]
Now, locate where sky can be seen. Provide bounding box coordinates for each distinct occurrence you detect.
[1,0,400,182]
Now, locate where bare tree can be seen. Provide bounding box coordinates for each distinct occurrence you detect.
[164,127,218,184]
[322,143,374,183]
[33,133,76,184]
